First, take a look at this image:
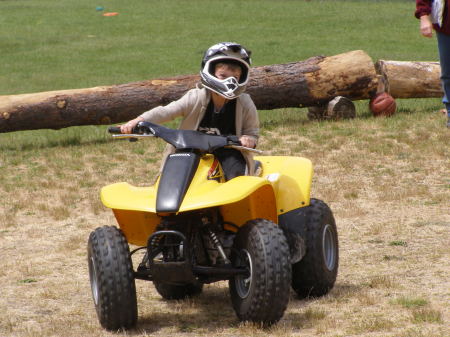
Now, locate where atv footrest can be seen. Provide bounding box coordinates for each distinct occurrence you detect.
[193,265,249,278]
[134,270,153,281]
[151,261,196,284]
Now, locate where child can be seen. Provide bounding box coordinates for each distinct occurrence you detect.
[120,42,259,179]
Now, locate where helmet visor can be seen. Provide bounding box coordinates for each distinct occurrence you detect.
[206,43,251,63]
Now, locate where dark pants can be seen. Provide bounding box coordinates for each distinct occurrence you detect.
[437,31,450,115]
[213,148,246,181]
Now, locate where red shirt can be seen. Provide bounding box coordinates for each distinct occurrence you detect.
[416,0,450,35]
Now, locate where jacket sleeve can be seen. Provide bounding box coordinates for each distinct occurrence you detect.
[415,0,432,18]
[241,96,260,142]
[139,89,194,124]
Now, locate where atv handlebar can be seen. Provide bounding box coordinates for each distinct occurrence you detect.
[110,134,261,153]
[108,121,262,154]
[107,126,122,134]
[108,124,155,141]
[111,133,155,140]
[225,145,263,154]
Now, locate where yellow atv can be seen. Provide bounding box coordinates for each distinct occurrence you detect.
[87,121,338,330]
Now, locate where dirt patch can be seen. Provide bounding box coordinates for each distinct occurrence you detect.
[0,114,449,336]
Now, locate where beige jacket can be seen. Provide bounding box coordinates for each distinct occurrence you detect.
[139,87,259,175]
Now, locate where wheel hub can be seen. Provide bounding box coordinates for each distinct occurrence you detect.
[234,249,253,298]
[322,224,336,271]
[89,256,99,305]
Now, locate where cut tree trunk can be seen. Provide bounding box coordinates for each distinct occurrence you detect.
[0,50,377,133]
[375,60,443,98]
[307,96,356,121]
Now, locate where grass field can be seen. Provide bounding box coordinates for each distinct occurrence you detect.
[0,0,439,94]
[0,0,449,336]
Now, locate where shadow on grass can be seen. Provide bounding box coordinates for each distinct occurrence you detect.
[130,282,365,334]
[134,286,238,334]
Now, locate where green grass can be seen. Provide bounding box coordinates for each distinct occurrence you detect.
[393,297,428,308]
[389,240,408,247]
[0,0,439,95]
[0,0,443,145]
[18,278,37,284]
[412,308,443,324]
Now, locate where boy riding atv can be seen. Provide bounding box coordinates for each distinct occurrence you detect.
[87,42,339,331]
[120,42,259,180]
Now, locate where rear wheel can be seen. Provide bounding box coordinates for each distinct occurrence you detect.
[88,226,137,330]
[153,281,203,300]
[291,199,338,298]
[229,219,291,326]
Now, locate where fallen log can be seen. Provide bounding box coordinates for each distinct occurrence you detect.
[375,60,442,98]
[0,50,377,133]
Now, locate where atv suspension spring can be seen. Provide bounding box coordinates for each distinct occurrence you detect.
[208,230,230,264]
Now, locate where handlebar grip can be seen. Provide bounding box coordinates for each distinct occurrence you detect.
[108,126,122,134]
[226,135,241,146]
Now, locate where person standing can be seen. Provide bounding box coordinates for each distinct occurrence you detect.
[416,0,450,127]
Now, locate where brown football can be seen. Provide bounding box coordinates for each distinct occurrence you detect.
[369,92,396,117]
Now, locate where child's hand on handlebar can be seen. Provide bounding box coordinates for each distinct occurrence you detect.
[120,117,144,134]
[239,135,256,148]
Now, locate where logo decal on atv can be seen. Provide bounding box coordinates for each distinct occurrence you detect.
[207,159,223,181]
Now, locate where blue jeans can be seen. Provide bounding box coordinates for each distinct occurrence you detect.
[436,31,450,115]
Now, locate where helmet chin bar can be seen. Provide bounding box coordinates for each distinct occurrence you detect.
[220,77,239,96]
[200,72,246,99]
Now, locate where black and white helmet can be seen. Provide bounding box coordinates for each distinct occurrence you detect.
[200,42,251,99]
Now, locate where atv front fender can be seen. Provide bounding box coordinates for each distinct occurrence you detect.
[100,177,278,243]
[100,177,275,214]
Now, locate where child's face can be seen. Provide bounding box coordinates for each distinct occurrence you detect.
[214,62,242,81]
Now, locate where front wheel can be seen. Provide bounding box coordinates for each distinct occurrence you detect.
[87,226,137,331]
[229,219,291,326]
[291,199,339,298]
